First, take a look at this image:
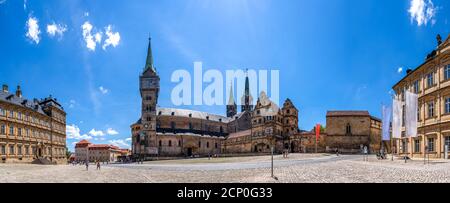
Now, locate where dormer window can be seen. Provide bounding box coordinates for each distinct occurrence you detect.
[189,113,192,118]
[171,112,175,116]
[219,118,222,122]
[206,116,209,120]
[158,111,162,115]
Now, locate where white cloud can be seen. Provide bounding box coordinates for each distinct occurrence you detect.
[88,129,105,137]
[84,12,89,17]
[107,128,119,135]
[102,25,121,50]
[397,67,403,73]
[408,0,437,26]
[108,139,130,148]
[69,99,76,108]
[95,32,102,43]
[66,124,92,140]
[23,0,26,10]
[47,23,67,38]
[125,138,132,141]
[26,16,40,44]
[81,21,102,51]
[0,0,7,5]
[99,86,109,94]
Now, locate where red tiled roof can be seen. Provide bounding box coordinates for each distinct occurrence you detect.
[77,139,91,144]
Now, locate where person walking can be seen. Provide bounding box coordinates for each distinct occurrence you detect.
[96,161,101,170]
[85,161,89,171]
[363,145,368,161]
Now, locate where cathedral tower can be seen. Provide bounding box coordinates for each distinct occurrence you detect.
[281,98,299,137]
[227,83,237,117]
[241,70,253,112]
[139,37,160,156]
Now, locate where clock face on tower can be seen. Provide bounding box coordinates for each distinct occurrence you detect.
[141,78,158,89]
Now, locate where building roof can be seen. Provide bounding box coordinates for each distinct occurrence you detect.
[227,129,251,139]
[326,111,370,117]
[392,34,450,89]
[88,144,119,149]
[156,107,232,123]
[0,87,64,116]
[77,139,91,144]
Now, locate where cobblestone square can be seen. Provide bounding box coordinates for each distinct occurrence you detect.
[1,154,450,183]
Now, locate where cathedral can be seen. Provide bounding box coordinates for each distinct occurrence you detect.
[131,39,300,159]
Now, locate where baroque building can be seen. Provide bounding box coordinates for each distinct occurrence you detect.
[392,34,450,159]
[0,85,67,164]
[131,39,301,159]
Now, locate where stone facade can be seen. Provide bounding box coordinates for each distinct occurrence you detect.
[0,85,67,164]
[392,34,450,159]
[325,111,382,153]
[131,39,302,158]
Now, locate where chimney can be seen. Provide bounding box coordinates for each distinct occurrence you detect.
[15,85,22,98]
[2,84,8,93]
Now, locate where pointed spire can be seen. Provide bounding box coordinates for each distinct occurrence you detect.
[228,82,236,105]
[144,35,156,72]
[244,68,250,96]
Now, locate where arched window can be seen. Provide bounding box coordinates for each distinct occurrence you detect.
[220,126,223,133]
[169,140,172,147]
[207,142,209,148]
[171,122,176,129]
[346,123,352,135]
[198,141,201,148]
[189,122,193,130]
[178,140,181,147]
[159,140,162,147]
[215,143,218,149]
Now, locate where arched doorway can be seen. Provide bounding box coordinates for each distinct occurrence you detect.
[291,142,295,153]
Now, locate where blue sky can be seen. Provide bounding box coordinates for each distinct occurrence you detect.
[1,0,450,151]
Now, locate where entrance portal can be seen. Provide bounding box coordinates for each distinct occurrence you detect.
[187,148,193,157]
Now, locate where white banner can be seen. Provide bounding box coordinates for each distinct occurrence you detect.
[392,97,403,139]
[405,91,418,137]
[381,105,392,141]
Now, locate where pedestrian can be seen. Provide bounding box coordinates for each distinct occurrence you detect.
[363,145,368,161]
[335,148,339,156]
[85,161,89,171]
[96,161,101,170]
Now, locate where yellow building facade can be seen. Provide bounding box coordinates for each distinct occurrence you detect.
[0,85,67,164]
[393,34,450,159]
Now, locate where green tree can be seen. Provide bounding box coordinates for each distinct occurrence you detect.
[65,147,72,159]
